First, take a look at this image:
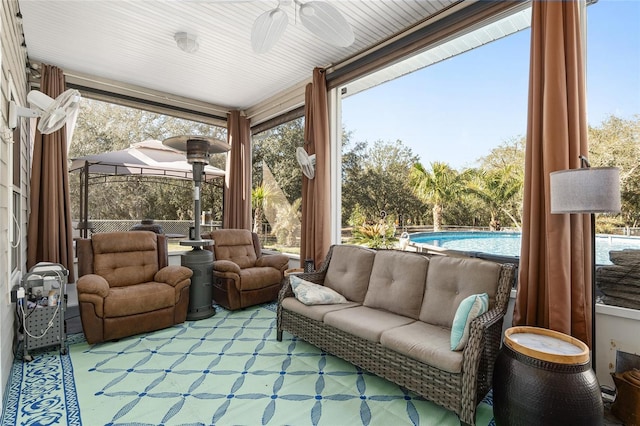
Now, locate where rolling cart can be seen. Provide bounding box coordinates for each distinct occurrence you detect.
[18,262,68,361]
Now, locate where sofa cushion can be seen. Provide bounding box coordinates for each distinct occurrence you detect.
[291,275,348,305]
[281,297,360,322]
[363,251,429,319]
[450,293,489,351]
[92,231,160,287]
[324,306,415,343]
[324,245,376,303]
[380,321,464,373]
[419,256,501,328]
[104,282,175,317]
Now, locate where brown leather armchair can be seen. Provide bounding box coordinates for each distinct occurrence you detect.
[204,229,289,310]
[76,231,193,344]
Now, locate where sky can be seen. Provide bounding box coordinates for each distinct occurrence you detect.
[341,0,640,170]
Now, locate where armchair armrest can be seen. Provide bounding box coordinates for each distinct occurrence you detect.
[460,305,506,409]
[256,254,289,270]
[278,276,295,301]
[77,274,110,298]
[155,265,193,287]
[213,259,242,274]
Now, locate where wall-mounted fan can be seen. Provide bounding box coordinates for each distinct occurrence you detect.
[9,89,81,134]
[296,147,316,179]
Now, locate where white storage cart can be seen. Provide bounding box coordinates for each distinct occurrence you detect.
[18,262,68,361]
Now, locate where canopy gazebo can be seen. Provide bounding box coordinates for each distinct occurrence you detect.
[69,139,226,237]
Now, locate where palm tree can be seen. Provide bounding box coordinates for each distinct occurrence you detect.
[409,162,466,231]
[466,166,523,230]
[251,184,272,234]
[351,220,397,249]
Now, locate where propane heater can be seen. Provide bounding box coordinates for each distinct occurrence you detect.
[163,135,230,320]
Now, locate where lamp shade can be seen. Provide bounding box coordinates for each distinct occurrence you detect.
[550,167,621,214]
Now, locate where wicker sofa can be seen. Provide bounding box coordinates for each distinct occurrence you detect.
[277,244,515,426]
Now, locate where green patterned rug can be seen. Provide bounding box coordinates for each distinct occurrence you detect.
[2,303,495,425]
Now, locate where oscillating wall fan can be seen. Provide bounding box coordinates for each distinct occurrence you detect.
[9,88,81,134]
[296,147,316,179]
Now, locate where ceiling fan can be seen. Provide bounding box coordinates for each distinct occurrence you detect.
[296,146,316,179]
[252,0,354,54]
[9,88,81,134]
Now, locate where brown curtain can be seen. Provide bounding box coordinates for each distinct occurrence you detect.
[301,68,332,268]
[514,0,591,347]
[27,65,76,282]
[223,110,252,230]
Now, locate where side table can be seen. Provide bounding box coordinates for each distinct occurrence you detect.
[493,326,603,425]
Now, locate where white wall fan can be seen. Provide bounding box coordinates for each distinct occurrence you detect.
[296,146,316,179]
[9,89,81,134]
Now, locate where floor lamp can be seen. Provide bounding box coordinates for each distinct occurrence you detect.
[549,157,621,372]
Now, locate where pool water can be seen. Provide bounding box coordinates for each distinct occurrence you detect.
[409,231,640,265]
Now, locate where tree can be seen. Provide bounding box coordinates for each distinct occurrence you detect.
[252,118,304,205]
[341,139,424,228]
[589,115,640,171]
[474,136,526,227]
[71,98,226,157]
[69,98,226,221]
[589,114,640,230]
[477,136,526,171]
[409,161,467,231]
[466,166,523,230]
[252,184,272,234]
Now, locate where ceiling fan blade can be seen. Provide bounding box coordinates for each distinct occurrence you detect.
[252,7,289,54]
[298,1,354,48]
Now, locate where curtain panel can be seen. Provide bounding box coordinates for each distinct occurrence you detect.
[26,65,76,282]
[223,110,252,230]
[514,0,591,347]
[301,68,331,268]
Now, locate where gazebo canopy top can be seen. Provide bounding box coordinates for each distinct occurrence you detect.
[69,139,226,183]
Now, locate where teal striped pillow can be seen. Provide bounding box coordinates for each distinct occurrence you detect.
[450,293,489,351]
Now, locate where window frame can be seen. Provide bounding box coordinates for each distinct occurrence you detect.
[8,77,23,285]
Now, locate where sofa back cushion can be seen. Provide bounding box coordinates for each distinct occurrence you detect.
[211,229,257,269]
[363,251,429,319]
[419,256,501,328]
[324,245,376,303]
[92,231,160,287]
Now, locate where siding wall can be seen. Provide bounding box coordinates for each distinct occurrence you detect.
[0,0,30,407]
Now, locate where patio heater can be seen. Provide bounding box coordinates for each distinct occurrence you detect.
[163,135,230,320]
[550,156,621,372]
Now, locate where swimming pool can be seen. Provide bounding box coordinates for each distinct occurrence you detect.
[408,231,640,265]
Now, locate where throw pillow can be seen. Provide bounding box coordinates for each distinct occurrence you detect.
[450,293,489,351]
[290,275,347,305]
